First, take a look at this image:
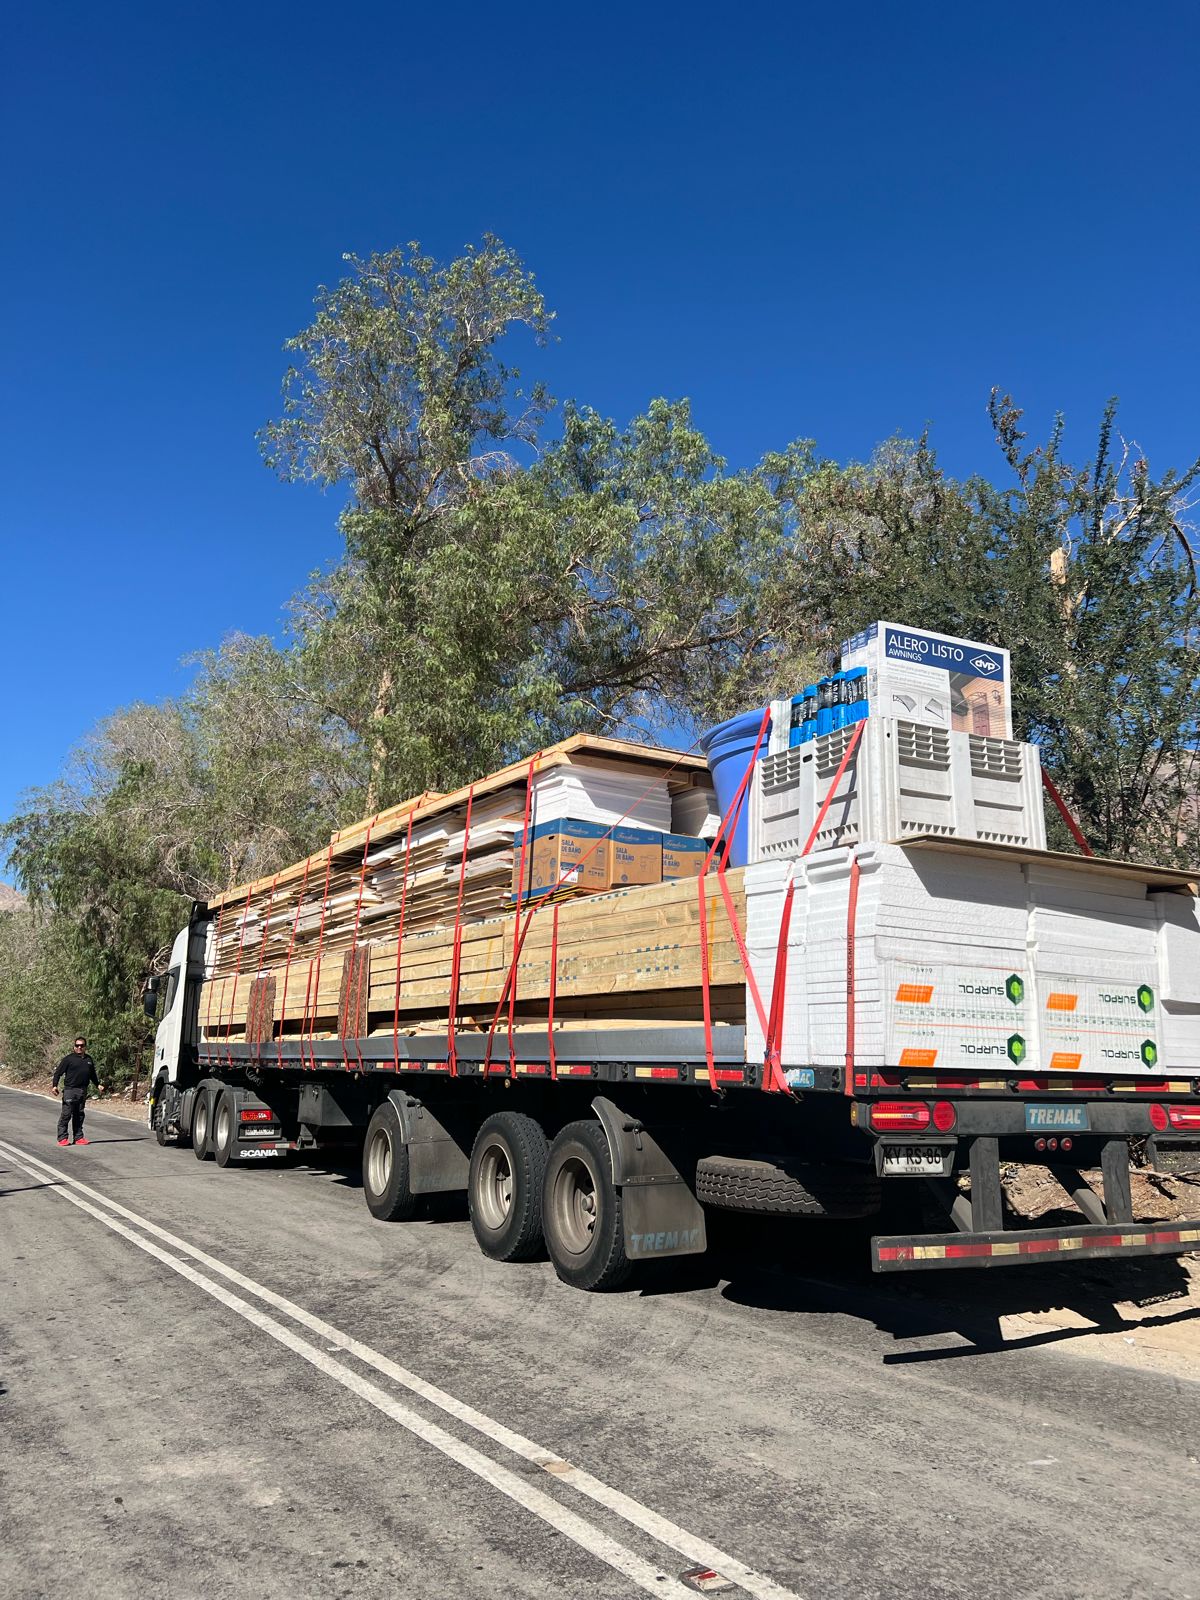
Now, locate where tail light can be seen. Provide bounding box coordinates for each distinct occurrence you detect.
[1166,1105,1200,1131]
[240,1107,273,1122]
[1148,1104,1170,1132]
[871,1101,930,1131]
[931,1101,957,1132]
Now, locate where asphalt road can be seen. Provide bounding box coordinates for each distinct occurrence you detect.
[1,1086,1198,1600]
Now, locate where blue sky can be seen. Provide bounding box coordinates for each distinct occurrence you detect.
[2,0,1198,863]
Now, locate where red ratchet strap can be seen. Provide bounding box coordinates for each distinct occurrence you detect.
[300,962,316,1072]
[762,870,797,1094]
[483,742,704,1072]
[799,719,864,858]
[1041,767,1094,856]
[250,873,279,1062]
[344,817,376,1070]
[391,810,417,1067]
[509,756,540,1070]
[702,706,772,874]
[253,875,279,981]
[547,905,560,1079]
[843,855,862,1094]
[203,901,225,1061]
[765,718,868,1094]
[305,847,334,1072]
[696,875,716,1089]
[225,888,254,1068]
[277,855,312,1067]
[695,706,772,1090]
[446,785,475,1076]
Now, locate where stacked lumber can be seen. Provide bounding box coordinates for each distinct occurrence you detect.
[201,872,748,1044]
[199,735,737,1050]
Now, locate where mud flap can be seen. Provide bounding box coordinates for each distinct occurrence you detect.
[386,1091,471,1194]
[592,1096,707,1261]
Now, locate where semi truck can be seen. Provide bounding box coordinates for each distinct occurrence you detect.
[144,729,1200,1291]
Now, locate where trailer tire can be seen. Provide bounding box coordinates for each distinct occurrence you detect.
[191,1087,213,1161]
[468,1112,548,1262]
[695,1155,881,1218]
[542,1120,631,1292]
[362,1101,418,1222]
[212,1093,238,1169]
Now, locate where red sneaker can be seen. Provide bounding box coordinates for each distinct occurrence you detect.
[74,1138,90,1146]
[57,1138,69,1146]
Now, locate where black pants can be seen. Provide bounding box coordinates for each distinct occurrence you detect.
[57,1089,87,1142]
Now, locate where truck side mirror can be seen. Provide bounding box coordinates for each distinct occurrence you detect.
[143,976,160,1017]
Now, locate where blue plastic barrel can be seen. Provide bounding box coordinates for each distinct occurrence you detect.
[698,708,771,868]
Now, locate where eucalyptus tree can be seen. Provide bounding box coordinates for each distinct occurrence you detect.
[259,236,553,809]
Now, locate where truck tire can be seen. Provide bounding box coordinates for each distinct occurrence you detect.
[151,1080,173,1146]
[212,1093,238,1168]
[542,1120,631,1292]
[696,1155,881,1218]
[192,1088,213,1161]
[468,1112,548,1262]
[362,1101,418,1222]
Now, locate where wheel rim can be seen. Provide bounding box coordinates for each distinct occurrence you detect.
[195,1103,208,1145]
[476,1140,513,1230]
[550,1154,598,1256]
[367,1127,392,1195]
[216,1103,231,1150]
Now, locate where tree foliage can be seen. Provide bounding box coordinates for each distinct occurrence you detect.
[763,395,1200,858]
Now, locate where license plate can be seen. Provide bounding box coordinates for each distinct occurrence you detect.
[1025,1104,1090,1132]
[880,1144,954,1176]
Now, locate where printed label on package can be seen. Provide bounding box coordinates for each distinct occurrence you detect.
[1037,974,1159,1073]
[883,626,1005,680]
[885,961,1028,1071]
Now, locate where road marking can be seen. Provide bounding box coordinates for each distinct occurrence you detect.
[0,1132,803,1600]
[0,1141,695,1600]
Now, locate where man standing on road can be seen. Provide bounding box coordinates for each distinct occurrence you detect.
[52,1037,102,1146]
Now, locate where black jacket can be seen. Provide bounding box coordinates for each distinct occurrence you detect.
[52,1052,99,1093]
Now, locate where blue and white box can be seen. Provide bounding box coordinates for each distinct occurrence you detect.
[840,621,1012,739]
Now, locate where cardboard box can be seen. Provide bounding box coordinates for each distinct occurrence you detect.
[662,833,708,880]
[841,621,1012,739]
[512,819,611,902]
[610,825,662,887]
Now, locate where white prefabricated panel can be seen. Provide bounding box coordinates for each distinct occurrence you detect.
[743,842,1197,1079]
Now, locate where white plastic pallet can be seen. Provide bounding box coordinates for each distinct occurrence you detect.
[748,716,1046,862]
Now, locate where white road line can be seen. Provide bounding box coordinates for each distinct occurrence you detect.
[1,1142,696,1600]
[0,1132,802,1600]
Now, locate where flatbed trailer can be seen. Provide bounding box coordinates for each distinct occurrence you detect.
[146,797,1200,1291]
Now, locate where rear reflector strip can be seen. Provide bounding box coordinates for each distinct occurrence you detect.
[874,1222,1200,1271]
